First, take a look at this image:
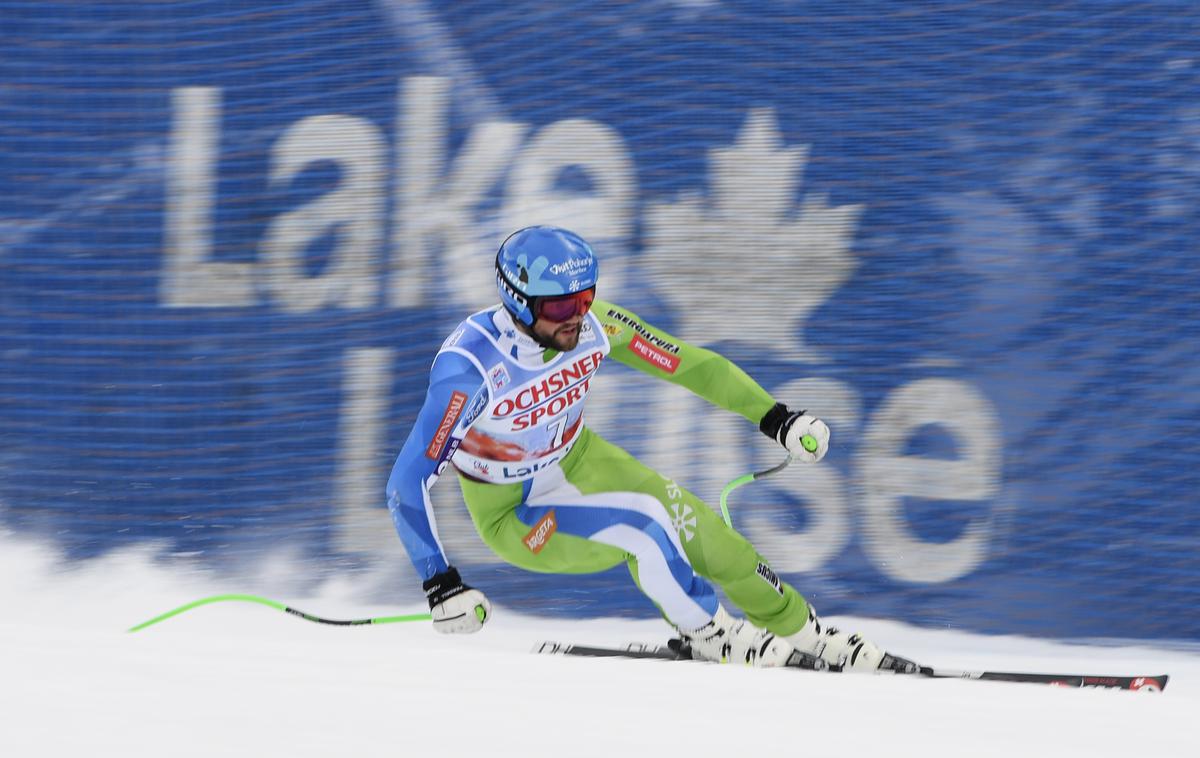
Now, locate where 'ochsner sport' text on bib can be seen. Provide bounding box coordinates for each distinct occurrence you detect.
[443,308,611,483]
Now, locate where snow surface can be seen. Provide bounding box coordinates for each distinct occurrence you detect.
[2,533,1197,758]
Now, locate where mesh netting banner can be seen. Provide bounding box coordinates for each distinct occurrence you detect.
[1,1,1197,640]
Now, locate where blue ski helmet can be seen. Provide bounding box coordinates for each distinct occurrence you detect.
[495,226,599,326]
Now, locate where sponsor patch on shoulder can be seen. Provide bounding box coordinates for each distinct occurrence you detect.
[523,510,558,554]
[629,333,680,373]
[488,363,510,390]
[605,309,681,353]
[461,388,489,428]
[426,391,467,460]
[602,323,622,337]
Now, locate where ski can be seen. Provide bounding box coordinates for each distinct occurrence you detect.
[536,641,683,661]
[918,667,1168,691]
[538,638,927,675]
[534,640,1169,692]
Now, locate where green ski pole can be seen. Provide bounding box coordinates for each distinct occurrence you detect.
[719,452,795,528]
[128,593,431,632]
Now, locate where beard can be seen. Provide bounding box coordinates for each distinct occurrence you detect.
[550,325,581,352]
[533,322,581,352]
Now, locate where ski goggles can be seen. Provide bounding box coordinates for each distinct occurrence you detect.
[535,287,595,322]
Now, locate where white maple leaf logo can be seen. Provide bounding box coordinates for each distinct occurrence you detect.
[644,109,862,361]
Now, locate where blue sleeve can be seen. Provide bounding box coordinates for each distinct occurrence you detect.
[385,350,488,581]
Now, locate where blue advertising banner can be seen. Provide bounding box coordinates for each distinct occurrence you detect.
[1,1,1197,640]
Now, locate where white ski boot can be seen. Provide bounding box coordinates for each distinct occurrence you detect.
[679,605,793,667]
[785,605,885,673]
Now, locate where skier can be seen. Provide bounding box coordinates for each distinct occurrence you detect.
[386,225,890,670]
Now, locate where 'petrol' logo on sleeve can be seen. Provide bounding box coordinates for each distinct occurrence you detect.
[629,334,680,373]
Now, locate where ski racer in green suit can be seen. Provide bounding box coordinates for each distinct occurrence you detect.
[386,225,890,669]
